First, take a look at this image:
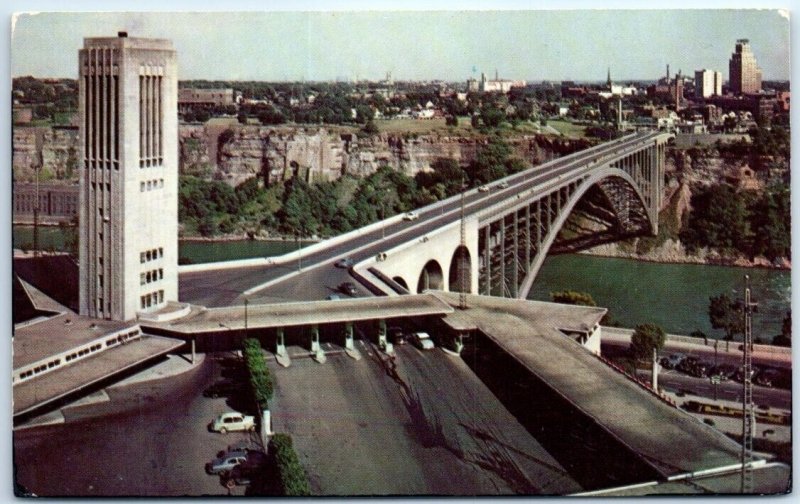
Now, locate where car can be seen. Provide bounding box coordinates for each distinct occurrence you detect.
[203,379,239,398]
[676,356,699,374]
[497,181,509,189]
[334,258,354,269]
[659,353,686,370]
[326,293,342,301]
[220,451,269,487]
[205,450,248,474]
[338,282,358,296]
[755,368,782,388]
[388,326,407,345]
[210,412,256,434]
[410,332,434,350]
[733,365,761,383]
[711,363,736,381]
[478,185,490,193]
[403,211,419,221]
[691,360,712,378]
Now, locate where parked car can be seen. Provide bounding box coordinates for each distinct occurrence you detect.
[755,368,782,388]
[410,332,435,350]
[691,360,712,378]
[220,451,269,487]
[497,181,509,189]
[478,185,490,193]
[338,282,358,296]
[388,326,407,345]
[203,380,239,398]
[676,356,699,374]
[733,365,761,383]
[334,258,354,269]
[403,211,419,221]
[326,293,342,301]
[711,364,736,381]
[206,450,248,474]
[660,353,686,370]
[210,412,256,434]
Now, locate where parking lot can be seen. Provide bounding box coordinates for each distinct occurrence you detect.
[14,354,262,497]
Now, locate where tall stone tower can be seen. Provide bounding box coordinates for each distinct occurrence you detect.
[729,39,763,95]
[79,33,178,321]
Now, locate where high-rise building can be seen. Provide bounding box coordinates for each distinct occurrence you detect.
[79,33,178,321]
[694,69,723,98]
[729,39,762,95]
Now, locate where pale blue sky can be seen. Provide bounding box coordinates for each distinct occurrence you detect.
[11,9,790,82]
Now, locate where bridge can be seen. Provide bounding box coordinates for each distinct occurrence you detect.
[179,130,673,306]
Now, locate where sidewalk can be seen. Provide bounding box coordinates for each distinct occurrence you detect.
[602,326,791,367]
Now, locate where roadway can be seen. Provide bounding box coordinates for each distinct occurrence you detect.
[180,131,663,306]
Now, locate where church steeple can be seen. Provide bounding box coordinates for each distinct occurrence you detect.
[607,67,612,87]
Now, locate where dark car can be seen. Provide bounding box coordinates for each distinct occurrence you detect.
[754,368,782,388]
[203,380,239,398]
[734,365,761,383]
[677,356,699,374]
[691,360,712,378]
[334,258,354,269]
[339,282,358,296]
[711,363,736,381]
[388,326,407,345]
[220,451,269,487]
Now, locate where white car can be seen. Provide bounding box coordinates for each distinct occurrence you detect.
[478,185,490,193]
[497,181,509,189]
[403,212,419,221]
[205,450,248,474]
[210,412,256,434]
[410,332,435,350]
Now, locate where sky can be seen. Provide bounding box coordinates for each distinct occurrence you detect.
[10,9,791,83]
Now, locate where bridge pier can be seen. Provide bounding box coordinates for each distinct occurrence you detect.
[343,322,361,360]
[275,327,290,367]
[310,324,326,363]
[377,319,393,354]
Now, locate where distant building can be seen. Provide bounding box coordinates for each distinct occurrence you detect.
[467,72,526,94]
[178,88,234,108]
[694,69,723,98]
[79,33,178,321]
[13,182,79,224]
[729,39,763,95]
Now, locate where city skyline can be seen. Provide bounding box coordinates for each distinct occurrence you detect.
[11,10,790,83]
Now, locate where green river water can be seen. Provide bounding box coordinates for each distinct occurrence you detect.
[15,226,790,340]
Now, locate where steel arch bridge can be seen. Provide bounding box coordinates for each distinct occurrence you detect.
[474,132,672,299]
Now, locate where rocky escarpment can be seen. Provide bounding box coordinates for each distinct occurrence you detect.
[13,126,79,182]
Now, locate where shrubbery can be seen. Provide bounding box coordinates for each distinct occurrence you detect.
[242,338,273,410]
[267,434,311,496]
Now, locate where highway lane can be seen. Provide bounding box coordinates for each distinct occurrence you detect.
[180,131,661,306]
[634,368,791,410]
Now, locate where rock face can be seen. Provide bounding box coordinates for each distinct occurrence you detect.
[200,125,594,186]
[13,126,79,182]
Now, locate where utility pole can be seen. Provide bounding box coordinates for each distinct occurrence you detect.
[741,274,757,494]
[33,161,40,258]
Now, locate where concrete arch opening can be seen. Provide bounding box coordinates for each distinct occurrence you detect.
[393,276,409,290]
[417,260,444,293]
[448,245,472,293]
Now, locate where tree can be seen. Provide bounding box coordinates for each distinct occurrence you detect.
[773,310,791,347]
[237,112,248,124]
[629,323,666,361]
[708,293,744,341]
[445,115,458,127]
[551,290,597,306]
[361,119,379,136]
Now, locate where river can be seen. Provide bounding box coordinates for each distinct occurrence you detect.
[14,226,790,341]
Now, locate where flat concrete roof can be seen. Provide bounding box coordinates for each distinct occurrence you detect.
[434,292,745,477]
[146,294,454,334]
[13,334,184,416]
[14,312,134,369]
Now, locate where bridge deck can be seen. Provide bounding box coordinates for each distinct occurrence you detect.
[433,292,744,477]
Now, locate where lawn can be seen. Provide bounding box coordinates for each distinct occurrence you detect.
[547,119,588,138]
